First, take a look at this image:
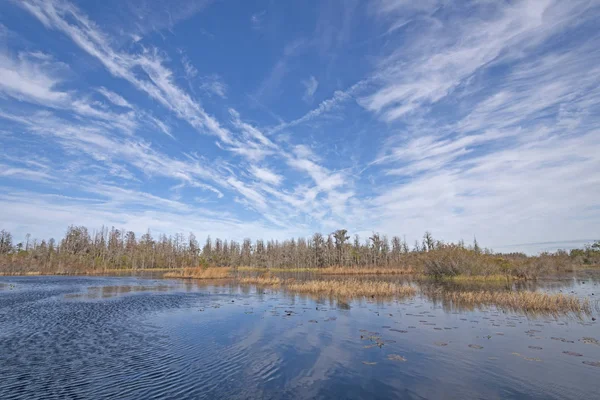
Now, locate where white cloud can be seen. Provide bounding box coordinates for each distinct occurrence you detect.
[302,75,319,103]
[249,165,283,186]
[361,0,594,122]
[0,50,69,105]
[19,0,234,143]
[199,74,227,98]
[97,87,132,108]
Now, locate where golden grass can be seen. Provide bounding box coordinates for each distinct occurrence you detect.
[236,266,418,275]
[287,279,416,298]
[237,266,317,272]
[440,290,590,314]
[446,274,510,282]
[238,276,416,298]
[163,267,231,279]
[99,267,187,273]
[317,266,417,275]
[0,271,41,276]
[238,276,284,286]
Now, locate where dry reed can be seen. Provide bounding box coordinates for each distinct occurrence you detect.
[238,276,283,286]
[238,276,416,298]
[440,290,590,314]
[317,266,417,275]
[287,279,416,298]
[163,267,231,279]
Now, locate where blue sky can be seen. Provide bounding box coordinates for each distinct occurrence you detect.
[1,0,599,253]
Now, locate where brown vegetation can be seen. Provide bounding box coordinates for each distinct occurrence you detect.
[317,266,417,275]
[238,276,416,298]
[286,279,416,298]
[429,289,591,314]
[163,267,231,279]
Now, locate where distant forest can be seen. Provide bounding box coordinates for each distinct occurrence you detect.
[0,226,598,276]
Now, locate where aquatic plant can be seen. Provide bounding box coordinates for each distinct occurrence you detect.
[163,267,231,279]
[317,266,417,275]
[435,289,591,314]
[238,276,416,298]
[286,279,416,298]
[238,276,283,286]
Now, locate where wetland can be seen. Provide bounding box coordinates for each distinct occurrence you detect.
[1,272,599,399]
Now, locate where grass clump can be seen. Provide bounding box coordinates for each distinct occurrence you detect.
[287,279,416,298]
[317,266,417,275]
[238,276,283,286]
[238,276,416,298]
[163,267,231,279]
[438,290,590,314]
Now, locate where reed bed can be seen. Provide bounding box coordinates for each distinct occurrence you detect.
[238,276,283,286]
[237,267,317,273]
[238,276,416,298]
[439,290,590,314]
[317,266,417,275]
[287,279,416,298]
[163,267,231,279]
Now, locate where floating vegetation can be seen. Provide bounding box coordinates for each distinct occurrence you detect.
[583,361,600,367]
[163,267,231,279]
[551,337,575,343]
[387,354,407,362]
[562,351,583,357]
[512,353,542,362]
[581,337,599,346]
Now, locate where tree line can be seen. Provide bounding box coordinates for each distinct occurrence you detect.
[0,226,598,274]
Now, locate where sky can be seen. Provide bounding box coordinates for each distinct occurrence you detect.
[0,0,599,254]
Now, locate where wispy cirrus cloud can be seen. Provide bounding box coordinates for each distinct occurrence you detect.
[0,49,69,105]
[0,0,598,254]
[301,76,318,103]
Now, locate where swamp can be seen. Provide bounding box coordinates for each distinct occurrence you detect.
[1,269,598,399]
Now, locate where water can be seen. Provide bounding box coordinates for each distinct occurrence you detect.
[0,275,598,399]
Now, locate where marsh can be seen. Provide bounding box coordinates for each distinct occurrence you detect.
[1,274,598,399]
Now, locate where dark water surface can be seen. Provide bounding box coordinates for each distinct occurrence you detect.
[0,275,598,399]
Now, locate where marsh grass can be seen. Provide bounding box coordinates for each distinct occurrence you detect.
[163,267,231,279]
[0,271,43,276]
[238,276,284,286]
[317,266,417,275]
[287,279,416,297]
[238,276,416,298]
[432,289,591,314]
[237,267,317,273]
